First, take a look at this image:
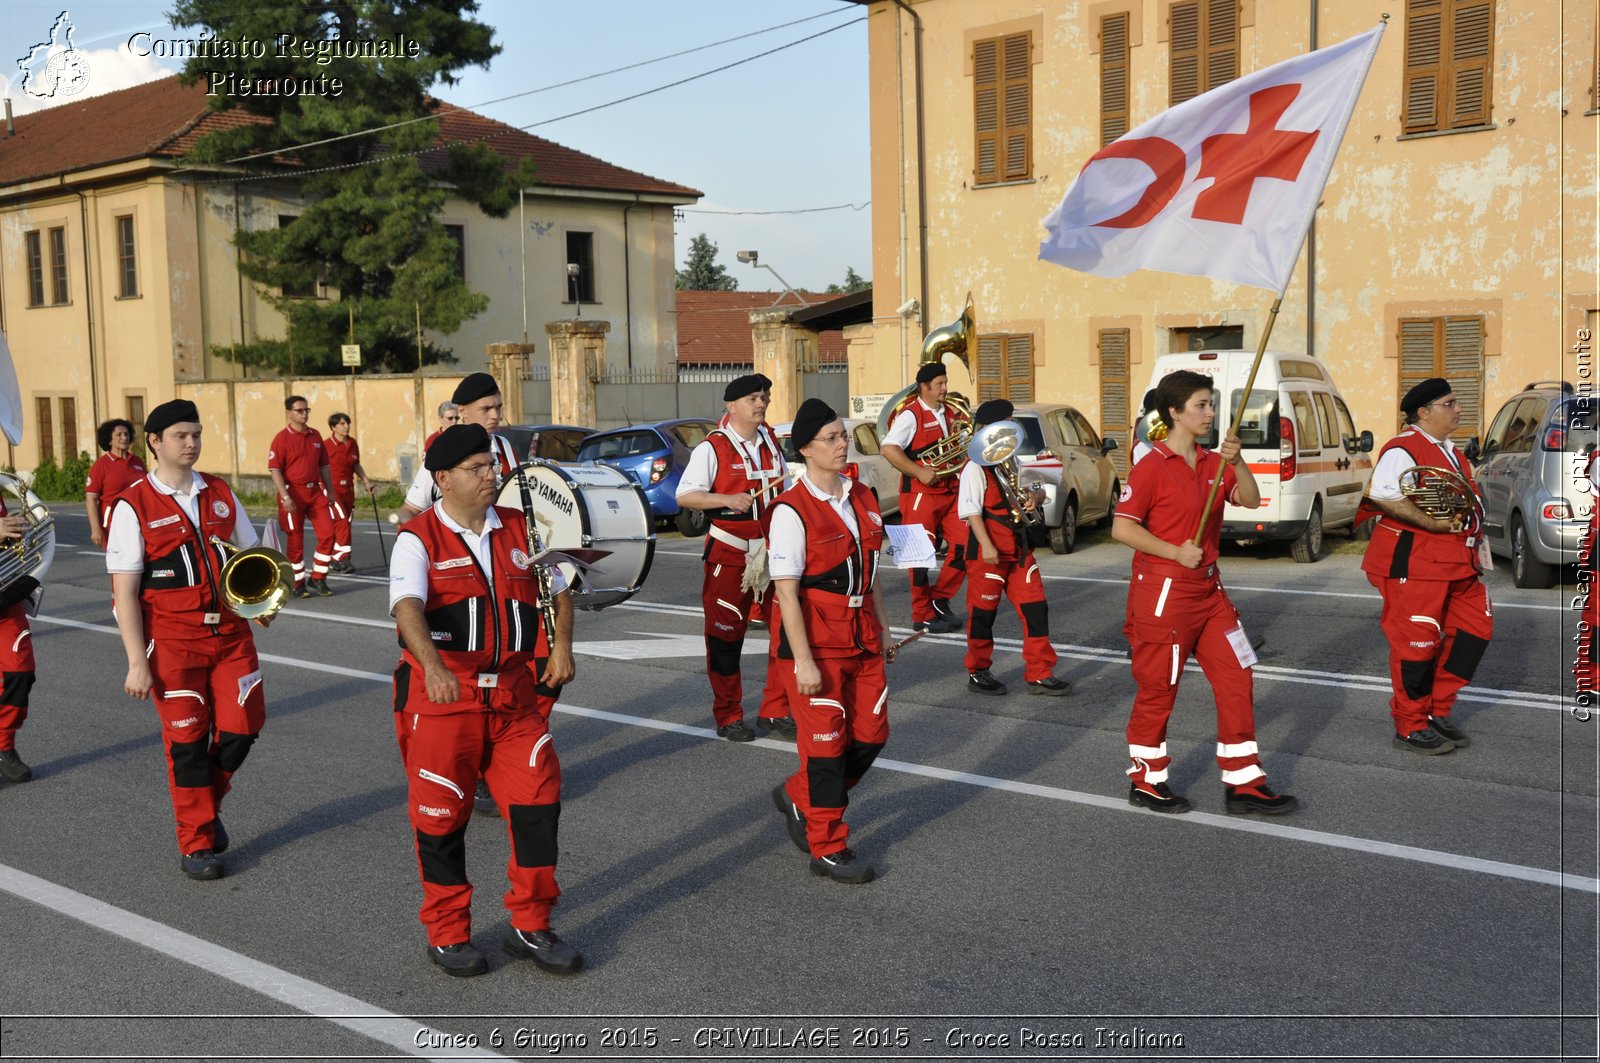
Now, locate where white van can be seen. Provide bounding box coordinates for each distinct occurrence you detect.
[1142,350,1375,562]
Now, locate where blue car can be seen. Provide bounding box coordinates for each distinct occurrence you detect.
[576,418,718,536]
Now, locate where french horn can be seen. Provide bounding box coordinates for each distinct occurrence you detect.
[1398,465,1481,534]
[209,536,295,620]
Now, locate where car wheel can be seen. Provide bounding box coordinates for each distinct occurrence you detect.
[1510,514,1555,588]
[1351,516,1375,541]
[1291,501,1324,563]
[1050,498,1078,554]
[674,508,710,538]
[1098,480,1120,528]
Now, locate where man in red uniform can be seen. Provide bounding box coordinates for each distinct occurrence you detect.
[106,399,270,879]
[958,400,1071,697]
[268,395,336,597]
[400,376,516,521]
[84,418,148,548]
[675,373,794,742]
[881,363,967,633]
[390,424,581,978]
[1359,377,1494,755]
[1112,371,1295,816]
[0,495,42,785]
[767,399,894,883]
[324,412,373,574]
[424,401,460,451]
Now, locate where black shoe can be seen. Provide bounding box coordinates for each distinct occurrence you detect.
[428,941,488,978]
[716,720,756,743]
[1393,728,1454,755]
[1250,632,1267,651]
[210,817,229,855]
[968,670,1007,696]
[503,927,584,975]
[1224,783,1298,815]
[0,748,33,783]
[1028,676,1072,696]
[756,716,798,740]
[925,602,963,634]
[810,847,875,884]
[473,779,500,817]
[180,849,224,880]
[293,584,312,599]
[911,621,929,633]
[1127,781,1191,814]
[771,785,808,853]
[1428,715,1470,747]
[307,577,334,597]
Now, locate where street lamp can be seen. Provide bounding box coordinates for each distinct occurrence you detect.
[567,261,582,318]
[735,249,801,307]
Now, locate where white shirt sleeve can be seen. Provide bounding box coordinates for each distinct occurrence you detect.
[675,439,719,499]
[1369,447,1412,501]
[1132,440,1153,465]
[882,408,918,450]
[230,491,260,550]
[404,465,436,511]
[957,461,988,519]
[766,504,807,580]
[388,530,432,614]
[104,498,145,574]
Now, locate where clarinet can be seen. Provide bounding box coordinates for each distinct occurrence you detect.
[513,466,559,644]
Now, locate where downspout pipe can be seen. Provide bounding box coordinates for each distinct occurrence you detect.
[884,0,929,339]
[623,197,642,371]
[75,190,102,426]
[1306,0,1318,358]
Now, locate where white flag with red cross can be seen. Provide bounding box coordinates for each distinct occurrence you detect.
[1039,23,1384,294]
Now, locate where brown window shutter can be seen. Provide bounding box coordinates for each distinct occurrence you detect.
[1441,315,1485,438]
[1098,329,1131,475]
[1448,1,1492,127]
[35,397,54,466]
[1003,335,1035,403]
[973,37,1000,185]
[1170,1,1201,105]
[1205,0,1239,91]
[1403,0,1444,132]
[61,396,78,459]
[1398,317,1439,429]
[1100,13,1130,146]
[1002,33,1032,180]
[977,334,1004,400]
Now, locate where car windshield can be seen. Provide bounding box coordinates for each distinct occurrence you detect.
[1543,397,1596,452]
[1012,415,1048,455]
[1207,389,1281,450]
[578,430,662,461]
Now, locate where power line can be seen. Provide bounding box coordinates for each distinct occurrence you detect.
[681,201,870,216]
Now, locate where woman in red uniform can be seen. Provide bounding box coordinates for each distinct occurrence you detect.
[324,412,372,574]
[1111,370,1296,816]
[84,419,148,548]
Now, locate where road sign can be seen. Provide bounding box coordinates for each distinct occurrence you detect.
[340,344,361,367]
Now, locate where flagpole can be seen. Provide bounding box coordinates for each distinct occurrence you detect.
[1190,295,1282,544]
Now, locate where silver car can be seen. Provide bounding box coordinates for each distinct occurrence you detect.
[1009,403,1121,553]
[770,417,900,518]
[1468,382,1596,587]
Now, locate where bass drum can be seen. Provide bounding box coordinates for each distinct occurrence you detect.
[496,461,655,611]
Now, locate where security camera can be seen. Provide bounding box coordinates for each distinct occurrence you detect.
[896,298,919,317]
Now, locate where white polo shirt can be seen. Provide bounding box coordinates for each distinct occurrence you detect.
[389,502,567,615]
[767,475,860,581]
[105,472,257,574]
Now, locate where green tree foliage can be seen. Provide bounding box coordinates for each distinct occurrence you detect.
[824,266,869,294]
[169,0,536,374]
[674,233,738,291]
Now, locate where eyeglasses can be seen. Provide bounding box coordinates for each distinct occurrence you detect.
[810,432,849,445]
[443,414,460,423]
[1424,399,1461,410]
[454,461,497,478]
[290,407,310,414]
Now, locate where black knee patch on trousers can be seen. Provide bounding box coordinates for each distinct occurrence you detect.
[707,636,743,676]
[948,544,966,572]
[508,801,561,868]
[1400,657,1436,700]
[842,741,884,783]
[1,671,36,708]
[970,607,998,641]
[1443,632,1490,682]
[1020,600,1050,639]
[807,755,847,809]
[392,662,411,714]
[911,567,929,588]
[169,738,211,788]
[417,825,469,886]
[213,731,256,774]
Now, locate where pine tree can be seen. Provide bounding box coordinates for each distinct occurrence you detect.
[825,266,869,294]
[674,233,738,291]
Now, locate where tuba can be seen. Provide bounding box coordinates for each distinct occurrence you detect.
[966,420,1045,528]
[1398,465,1481,534]
[0,472,56,594]
[209,537,295,620]
[877,295,976,478]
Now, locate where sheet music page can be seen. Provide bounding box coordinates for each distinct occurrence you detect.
[882,522,937,568]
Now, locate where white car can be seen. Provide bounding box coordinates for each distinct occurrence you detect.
[770,417,900,518]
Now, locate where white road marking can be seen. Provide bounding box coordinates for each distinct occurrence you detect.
[0,865,508,1062]
[34,614,1595,894]
[575,632,764,660]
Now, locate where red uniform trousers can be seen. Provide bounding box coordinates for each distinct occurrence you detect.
[701,537,790,727]
[899,489,968,622]
[330,489,355,563]
[148,627,266,854]
[779,653,889,857]
[1366,573,1494,735]
[963,555,1057,680]
[0,603,36,751]
[395,708,562,947]
[1123,566,1266,787]
[278,484,335,585]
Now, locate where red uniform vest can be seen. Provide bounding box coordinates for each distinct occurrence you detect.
[268,426,327,485]
[707,428,785,541]
[968,466,1023,561]
[397,505,544,714]
[771,480,885,659]
[120,473,251,640]
[899,400,962,495]
[1360,430,1481,580]
[325,435,360,492]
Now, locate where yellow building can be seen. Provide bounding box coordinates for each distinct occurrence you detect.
[853,0,1597,457]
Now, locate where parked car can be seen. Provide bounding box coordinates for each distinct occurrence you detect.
[1008,403,1120,554]
[498,423,595,463]
[575,418,718,536]
[1466,381,1595,587]
[770,417,900,518]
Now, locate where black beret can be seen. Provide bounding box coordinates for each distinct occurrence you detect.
[452,372,500,406]
[973,399,1013,425]
[144,399,200,438]
[790,398,838,452]
[915,362,948,385]
[723,373,772,402]
[1401,377,1451,416]
[1140,388,1158,413]
[425,423,491,472]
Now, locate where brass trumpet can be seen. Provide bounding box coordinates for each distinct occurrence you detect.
[209,537,295,620]
[1398,465,1481,534]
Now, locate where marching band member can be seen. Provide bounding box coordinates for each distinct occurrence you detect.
[1130,389,1160,466]
[0,491,42,785]
[1112,371,1296,816]
[880,362,967,634]
[958,399,1070,697]
[389,424,581,978]
[675,373,794,742]
[85,419,148,549]
[767,399,893,883]
[324,412,373,574]
[1359,377,1493,755]
[106,399,269,879]
[424,401,460,451]
[268,395,336,597]
[400,375,516,522]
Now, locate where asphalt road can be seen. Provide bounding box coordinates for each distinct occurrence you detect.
[0,507,1593,1063]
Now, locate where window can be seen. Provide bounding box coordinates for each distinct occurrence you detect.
[973,31,1032,185]
[1171,324,1243,352]
[1402,0,1494,133]
[1313,391,1341,448]
[1170,0,1238,106]
[1100,13,1131,146]
[1499,398,1543,455]
[126,394,147,458]
[1480,400,1516,456]
[976,333,1034,402]
[1398,315,1485,438]
[1069,408,1102,449]
[116,215,138,298]
[566,231,595,303]
[853,424,881,456]
[443,224,466,282]
[1333,397,1360,450]
[671,422,711,449]
[49,227,69,304]
[1288,390,1320,453]
[34,397,54,465]
[24,231,45,307]
[1097,328,1131,473]
[60,396,78,459]
[1051,410,1081,446]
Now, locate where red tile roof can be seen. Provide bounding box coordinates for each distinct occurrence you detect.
[674,290,848,366]
[0,75,700,200]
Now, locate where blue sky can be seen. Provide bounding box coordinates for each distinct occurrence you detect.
[1,1,872,291]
